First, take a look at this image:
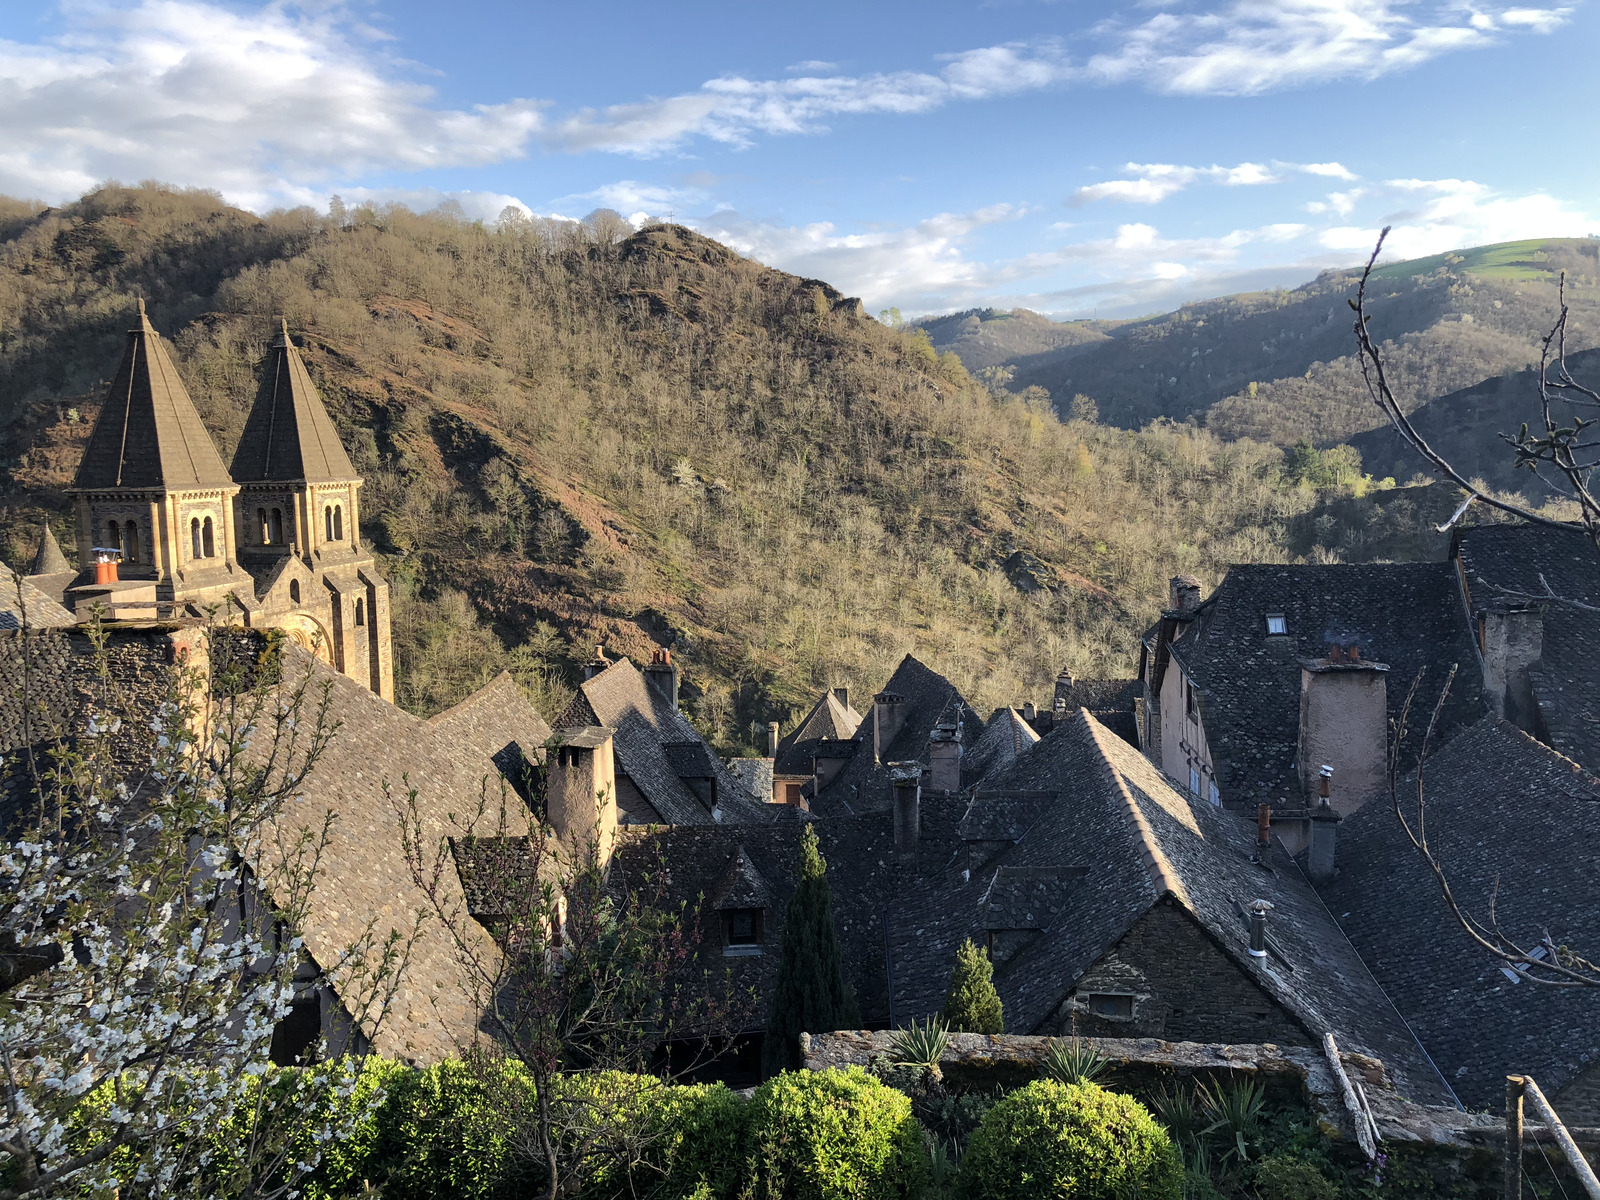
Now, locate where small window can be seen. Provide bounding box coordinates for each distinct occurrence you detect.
[1265,613,1287,636]
[354,598,365,627]
[123,522,139,564]
[289,579,301,604]
[191,518,202,560]
[333,505,343,541]
[270,508,284,545]
[723,908,764,953]
[1087,993,1134,1019]
[1189,767,1201,796]
[107,520,120,553]
[324,505,334,542]
[1208,780,1221,808]
[202,516,215,558]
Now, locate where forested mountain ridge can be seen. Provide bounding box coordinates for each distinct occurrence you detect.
[922,239,1600,448]
[0,186,1513,750]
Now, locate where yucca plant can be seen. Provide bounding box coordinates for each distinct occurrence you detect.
[890,1017,949,1080]
[923,1133,960,1198]
[1151,1081,1205,1152]
[1041,1036,1109,1085]
[1198,1076,1265,1165]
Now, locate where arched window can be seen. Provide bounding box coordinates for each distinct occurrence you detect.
[258,508,269,544]
[324,506,333,542]
[289,579,301,604]
[354,598,365,627]
[202,516,215,558]
[333,505,343,541]
[107,520,121,555]
[124,522,140,564]
[270,508,284,546]
[191,518,202,560]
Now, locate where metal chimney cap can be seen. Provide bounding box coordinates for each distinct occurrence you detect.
[1248,899,1275,915]
[1319,764,1334,778]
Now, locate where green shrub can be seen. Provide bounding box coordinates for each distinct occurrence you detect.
[373,1057,534,1200]
[747,1067,927,1199]
[629,1082,751,1199]
[942,939,1003,1034]
[1253,1151,1340,1200]
[958,1079,1182,1200]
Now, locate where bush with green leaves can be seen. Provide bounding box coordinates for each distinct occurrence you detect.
[1252,1151,1340,1200]
[746,1067,927,1199]
[941,939,1003,1034]
[582,1078,751,1200]
[372,1057,534,1200]
[959,1079,1182,1200]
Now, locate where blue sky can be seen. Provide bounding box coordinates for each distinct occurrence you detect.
[2,1,1595,317]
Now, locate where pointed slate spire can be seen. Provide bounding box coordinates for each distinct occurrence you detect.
[30,524,70,575]
[231,321,357,484]
[73,300,234,491]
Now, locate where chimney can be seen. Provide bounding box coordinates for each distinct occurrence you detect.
[1252,803,1271,863]
[928,720,963,792]
[1054,667,1075,715]
[644,648,679,711]
[584,646,610,680]
[766,720,779,758]
[890,763,921,858]
[1308,765,1342,883]
[873,690,906,762]
[1298,647,1388,814]
[1247,900,1274,958]
[548,727,618,869]
[93,546,120,585]
[1480,604,1545,734]
[1022,701,1036,722]
[1169,575,1202,615]
[831,685,849,711]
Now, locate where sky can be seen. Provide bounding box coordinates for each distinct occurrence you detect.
[1,0,1596,318]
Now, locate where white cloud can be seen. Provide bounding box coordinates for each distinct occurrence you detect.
[1300,162,1357,180]
[1085,0,1571,96]
[1319,176,1600,258]
[0,1,545,208]
[1070,160,1349,205]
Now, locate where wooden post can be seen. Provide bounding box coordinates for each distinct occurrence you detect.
[1522,1076,1600,1200]
[1506,1075,1524,1200]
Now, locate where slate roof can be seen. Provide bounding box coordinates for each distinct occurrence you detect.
[1052,677,1141,746]
[1455,522,1600,771]
[231,322,359,484]
[963,707,1039,784]
[810,655,971,816]
[556,658,771,825]
[725,757,773,801]
[967,710,1453,1104]
[1169,563,1486,809]
[73,303,234,492]
[773,688,862,778]
[1324,717,1600,1113]
[253,650,550,1063]
[1,577,77,632]
[29,526,70,576]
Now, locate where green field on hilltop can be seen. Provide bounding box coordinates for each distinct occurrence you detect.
[1369,237,1596,282]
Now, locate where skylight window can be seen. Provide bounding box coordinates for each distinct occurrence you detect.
[1265,613,1288,636]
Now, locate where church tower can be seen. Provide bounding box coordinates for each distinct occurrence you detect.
[230,321,394,701]
[69,300,244,610]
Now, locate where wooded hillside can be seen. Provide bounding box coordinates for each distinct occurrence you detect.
[0,186,1506,749]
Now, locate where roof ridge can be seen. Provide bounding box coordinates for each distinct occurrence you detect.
[230,323,358,484]
[1078,709,1188,903]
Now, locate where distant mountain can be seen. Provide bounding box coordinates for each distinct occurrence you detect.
[911,308,1116,373]
[922,239,1600,448]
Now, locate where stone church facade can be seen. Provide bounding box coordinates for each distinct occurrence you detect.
[54,301,392,699]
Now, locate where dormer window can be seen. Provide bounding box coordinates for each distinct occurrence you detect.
[723,908,764,955]
[1265,613,1287,636]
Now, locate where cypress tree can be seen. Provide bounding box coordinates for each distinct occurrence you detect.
[942,938,1004,1034]
[762,824,858,1075]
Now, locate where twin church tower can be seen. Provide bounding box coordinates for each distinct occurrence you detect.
[64,301,393,700]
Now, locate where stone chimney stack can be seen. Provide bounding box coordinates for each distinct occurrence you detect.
[1479,603,1545,733]
[584,646,610,680]
[1308,765,1341,883]
[1169,575,1203,615]
[831,685,849,711]
[928,719,963,792]
[644,648,679,711]
[1298,643,1388,814]
[548,727,618,869]
[873,690,906,762]
[890,763,921,859]
[766,721,780,757]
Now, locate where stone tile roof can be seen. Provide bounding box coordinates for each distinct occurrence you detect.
[1324,717,1600,1113]
[29,525,70,576]
[255,650,548,1064]
[73,304,234,492]
[230,322,359,484]
[1,577,77,631]
[963,707,1039,784]
[773,689,862,777]
[556,659,770,825]
[811,655,971,816]
[972,710,1453,1104]
[1456,522,1600,771]
[1169,563,1486,808]
[1053,677,1141,746]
